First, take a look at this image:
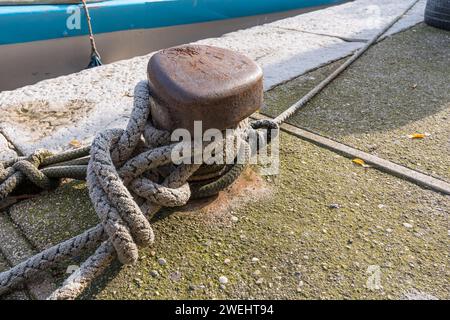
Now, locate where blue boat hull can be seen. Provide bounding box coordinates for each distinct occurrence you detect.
[0,0,344,45]
[0,0,346,91]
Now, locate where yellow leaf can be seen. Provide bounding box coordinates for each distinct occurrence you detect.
[352,158,372,168]
[69,139,82,148]
[409,133,425,139]
[352,158,366,166]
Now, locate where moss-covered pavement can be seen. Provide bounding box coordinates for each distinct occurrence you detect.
[1,24,449,300]
[5,130,449,300]
[264,24,450,183]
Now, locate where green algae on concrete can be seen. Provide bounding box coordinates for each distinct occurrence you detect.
[92,133,450,300]
[0,252,9,273]
[9,181,99,250]
[7,181,100,288]
[0,252,28,300]
[7,132,448,300]
[263,58,346,118]
[264,24,450,183]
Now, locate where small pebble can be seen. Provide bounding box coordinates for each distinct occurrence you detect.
[158,258,167,266]
[253,270,261,276]
[188,284,197,291]
[251,257,260,263]
[256,278,264,285]
[231,216,239,223]
[386,228,393,233]
[219,276,229,284]
[133,278,142,287]
[224,258,231,265]
[403,223,413,229]
[169,271,182,282]
[329,203,341,209]
[150,270,159,278]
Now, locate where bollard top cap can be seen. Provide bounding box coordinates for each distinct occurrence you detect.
[147,45,263,133]
[148,45,262,105]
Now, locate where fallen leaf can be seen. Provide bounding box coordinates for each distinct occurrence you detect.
[408,133,427,139]
[352,158,372,168]
[352,158,365,166]
[69,139,82,148]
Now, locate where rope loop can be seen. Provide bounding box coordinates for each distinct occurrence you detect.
[0,149,59,199]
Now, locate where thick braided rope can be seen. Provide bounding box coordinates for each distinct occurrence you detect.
[0,150,57,200]
[0,80,275,300]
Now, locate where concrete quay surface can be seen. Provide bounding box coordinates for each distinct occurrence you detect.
[1,0,448,300]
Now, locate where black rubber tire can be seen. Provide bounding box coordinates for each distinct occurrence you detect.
[425,0,450,31]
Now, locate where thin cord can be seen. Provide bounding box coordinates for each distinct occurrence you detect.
[81,0,102,61]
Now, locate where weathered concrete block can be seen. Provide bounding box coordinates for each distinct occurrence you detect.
[196,25,362,90]
[271,0,426,41]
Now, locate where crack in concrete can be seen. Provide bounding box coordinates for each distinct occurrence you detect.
[0,127,24,157]
[0,212,57,299]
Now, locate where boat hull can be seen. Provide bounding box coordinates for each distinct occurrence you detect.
[0,0,343,45]
[0,0,345,91]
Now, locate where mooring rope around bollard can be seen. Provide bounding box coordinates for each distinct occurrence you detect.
[0,80,278,300]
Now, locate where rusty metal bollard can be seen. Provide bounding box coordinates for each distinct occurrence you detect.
[147,45,263,134]
[0,45,277,302]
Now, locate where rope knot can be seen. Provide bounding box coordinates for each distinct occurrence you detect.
[0,149,59,199]
[0,80,279,300]
[13,150,59,189]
